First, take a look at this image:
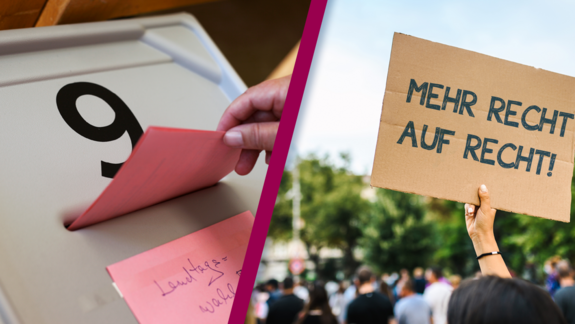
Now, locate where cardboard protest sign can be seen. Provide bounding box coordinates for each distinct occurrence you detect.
[371,33,575,222]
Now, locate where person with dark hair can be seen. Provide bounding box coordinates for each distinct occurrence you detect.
[346,266,394,324]
[266,278,282,307]
[557,260,574,288]
[412,267,426,294]
[555,260,575,324]
[448,184,567,324]
[296,282,338,324]
[423,266,452,324]
[394,279,431,324]
[449,276,566,324]
[267,277,305,324]
[379,280,394,306]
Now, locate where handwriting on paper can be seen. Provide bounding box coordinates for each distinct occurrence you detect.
[152,256,241,315]
[199,283,236,314]
[106,211,254,324]
[154,257,230,296]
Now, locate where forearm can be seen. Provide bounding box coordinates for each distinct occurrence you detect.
[472,233,511,278]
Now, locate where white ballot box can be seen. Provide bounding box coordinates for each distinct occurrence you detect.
[0,13,265,324]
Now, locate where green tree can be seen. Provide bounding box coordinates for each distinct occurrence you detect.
[361,189,435,273]
[428,199,478,276]
[428,182,575,280]
[268,169,293,241]
[270,154,575,283]
[269,154,370,279]
[299,154,370,278]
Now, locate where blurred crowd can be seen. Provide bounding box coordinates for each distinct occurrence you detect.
[247,258,575,324]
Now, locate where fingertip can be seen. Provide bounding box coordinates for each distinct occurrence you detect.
[235,161,254,175]
[478,184,490,202]
[223,130,244,148]
[235,150,260,175]
[234,166,247,176]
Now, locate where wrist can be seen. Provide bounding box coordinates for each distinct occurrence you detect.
[471,232,499,256]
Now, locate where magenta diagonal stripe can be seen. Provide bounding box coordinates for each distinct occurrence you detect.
[228,0,329,323]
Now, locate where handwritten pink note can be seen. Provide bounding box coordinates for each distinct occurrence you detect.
[107,211,254,324]
[67,127,241,230]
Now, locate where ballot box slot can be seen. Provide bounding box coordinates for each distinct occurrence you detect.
[0,13,260,324]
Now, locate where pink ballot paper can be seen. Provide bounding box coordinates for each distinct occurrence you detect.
[67,126,241,230]
[107,211,254,324]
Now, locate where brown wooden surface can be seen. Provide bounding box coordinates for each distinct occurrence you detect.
[0,0,47,30]
[0,0,310,87]
[182,0,311,86]
[35,0,216,26]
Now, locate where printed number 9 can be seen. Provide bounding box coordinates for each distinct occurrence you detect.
[56,82,144,178]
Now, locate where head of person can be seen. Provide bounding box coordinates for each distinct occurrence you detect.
[448,276,566,324]
[557,260,573,279]
[382,273,389,280]
[413,267,424,278]
[557,260,574,287]
[302,282,338,324]
[338,281,346,294]
[266,279,279,292]
[308,282,329,310]
[399,279,415,298]
[352,276,360,288]
[425,266,442,283]
[400,268,409,279]
[283,277,295,294]
[256,283,266,293]
[450,274,462,289]
[356,266,374,286]
[545,256,561,275]
[380,280,391,294]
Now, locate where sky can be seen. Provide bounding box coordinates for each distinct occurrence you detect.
[291,0,575,174]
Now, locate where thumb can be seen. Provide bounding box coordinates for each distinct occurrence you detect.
[223,122,279,152]
[478,184,491,214]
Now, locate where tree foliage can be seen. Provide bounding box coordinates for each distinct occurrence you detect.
[270,154,369,277]
[268,169,293,241]
[269,154,575,282]
[360,189,435,274]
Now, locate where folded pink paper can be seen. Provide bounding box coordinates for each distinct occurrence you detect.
[67,126,241,230]
[107,211,254,324]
